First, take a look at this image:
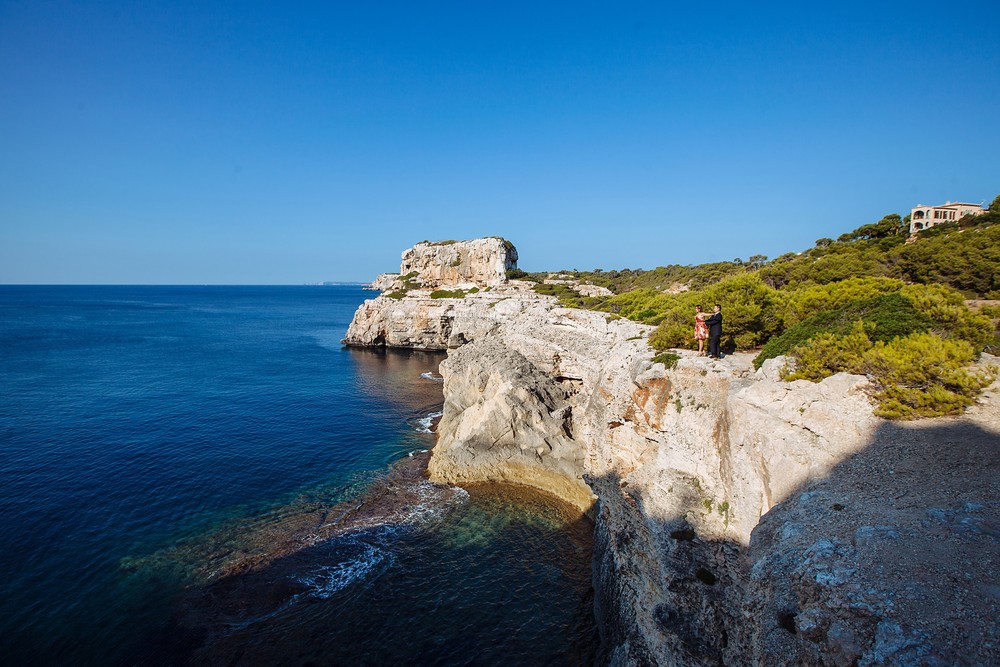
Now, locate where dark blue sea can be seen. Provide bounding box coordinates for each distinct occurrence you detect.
[0,285,596,666]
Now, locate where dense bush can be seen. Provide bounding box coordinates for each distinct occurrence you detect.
[783,325,996,419]
[899,283,994,349]
[895,225,1000,298]
[780,277,907,327]
[781,321,872,381]
[754,292,933,368]
[562,261,747,294]
[640,273,783,353]
[758,215,999,297]
[863,334,995,419]
[977,303,1000,355]
[506,268,540,281]
[754,282,992,368]
[530,197,1000,419]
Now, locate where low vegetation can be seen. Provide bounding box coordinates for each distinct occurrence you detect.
[651,352,681,369]
[430,288,479,299]
[782,323,995,419]
[541,195,1000,419]
[506,268,539,282]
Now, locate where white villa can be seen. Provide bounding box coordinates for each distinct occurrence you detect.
[910,201,986,234]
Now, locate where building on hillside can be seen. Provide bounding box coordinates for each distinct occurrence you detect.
[910,201,986,234]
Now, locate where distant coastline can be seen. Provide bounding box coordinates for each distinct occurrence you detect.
[304,281,367,286]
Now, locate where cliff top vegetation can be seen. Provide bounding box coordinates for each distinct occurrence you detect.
[535,194,1000,419]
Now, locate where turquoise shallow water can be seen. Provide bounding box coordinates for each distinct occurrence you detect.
[0,285,596,666]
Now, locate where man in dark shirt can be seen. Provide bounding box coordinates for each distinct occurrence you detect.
[705,304,723,359]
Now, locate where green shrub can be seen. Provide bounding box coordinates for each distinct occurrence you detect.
[781,321,871,381]
[900,283,994,349]
[639,273,783,353]
[651,352,681,368]
[385,290,408,300]
[647,321,691,352]
[861,334,996,419]
[781,277,905,327]
[782,326,997,419]
[429,289,467,299]
[507,268,543,282]
[532,282,596,308]
[984,333,1000,356]
[399,272,422,290]
[755,292,933,369]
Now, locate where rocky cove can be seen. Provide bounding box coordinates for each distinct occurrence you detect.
[343,239,1000,666]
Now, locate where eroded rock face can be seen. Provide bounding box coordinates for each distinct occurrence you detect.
[400,237,517,288]
[343,237,525,350]
[342,244,1000,665]
[426,301,998,666]
[366,273,399,291]
[342,283,549,350]
[428,335,594,510]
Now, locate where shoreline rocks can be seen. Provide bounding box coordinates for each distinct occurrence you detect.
[342,238,1000,665]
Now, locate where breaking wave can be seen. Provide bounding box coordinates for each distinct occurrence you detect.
[411,411,443,433]
[296,539,393,599]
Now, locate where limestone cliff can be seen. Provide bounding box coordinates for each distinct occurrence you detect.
[401,237,517,288]
[429,334,594,510]
[343,241,1000,666]
[343,238,530,350]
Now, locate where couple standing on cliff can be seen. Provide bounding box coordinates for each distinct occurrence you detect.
[694,304,723,358]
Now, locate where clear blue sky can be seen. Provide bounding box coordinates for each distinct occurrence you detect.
[2,1,998,284]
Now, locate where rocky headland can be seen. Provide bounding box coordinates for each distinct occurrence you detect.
[343,238,1000,666]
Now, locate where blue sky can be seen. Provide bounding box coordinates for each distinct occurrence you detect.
[1,1,998,283]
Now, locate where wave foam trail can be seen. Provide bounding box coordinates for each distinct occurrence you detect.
[398,481,469,525]
[420,372,444,382]
[412,411,443,433]
[296,540,391,599]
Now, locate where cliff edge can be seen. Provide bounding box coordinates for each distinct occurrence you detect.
[343,239,1000,665]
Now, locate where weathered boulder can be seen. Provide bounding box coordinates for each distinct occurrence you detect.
[428,335,594,510]
[366,273,399,291]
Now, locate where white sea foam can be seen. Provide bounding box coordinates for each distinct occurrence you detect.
[296,541,390,599]
[420,372,444,382]
[407,449,429,457]
[413,411,444,433]
[397,481,470,525]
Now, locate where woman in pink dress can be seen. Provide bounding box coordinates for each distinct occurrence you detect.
[694,305,709,356]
